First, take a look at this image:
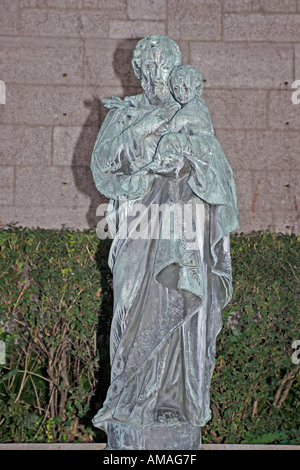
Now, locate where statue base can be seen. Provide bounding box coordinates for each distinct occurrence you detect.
[105,421,202,450]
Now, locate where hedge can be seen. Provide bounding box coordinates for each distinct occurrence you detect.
[0,227,299,444]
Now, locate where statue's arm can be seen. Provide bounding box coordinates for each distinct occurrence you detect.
[91,107,154,199]
[93,105,173,174]
[185,134,233,205]
[144,133,192,177]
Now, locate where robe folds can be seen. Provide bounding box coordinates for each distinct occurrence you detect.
[91,92,239,431]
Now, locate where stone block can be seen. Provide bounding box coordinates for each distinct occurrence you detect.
[233,170,252,211]
[177,40,190,65]
[237,209,274,233]
[84,39,140,88]
[21,0,84,6]
[20,0,38,7]
[107,9,127,20]
[109,20,166,39]
[14,164,105,229]
[252,171,297,213]
[83,0,126,8]
[268,90,300,130]
[0,206,91,231]
[252,0,296,12]
[0,0,19,35]
[0,167,14,206]
[53,126,99,167]
[1,85,125,126]
[0,37,84,85]
[0,125,52,166]
[223,13,300,42]
[190,42,293,89]
[128,0,167,20]
[0,206,16,228]
[216,129,297,171]
[289,137,300,172]
[15,166,90,209]
[204,89,267,129]
[272,209,299,234]
[168,0,221,41]
[20,8,109,38]
[222,0,252,12]
[295,45,300,83]
[38,0,83,7]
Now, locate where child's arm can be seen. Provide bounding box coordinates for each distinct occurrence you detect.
[146,133,191,176]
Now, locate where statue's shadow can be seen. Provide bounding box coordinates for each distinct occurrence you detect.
[71,38,142,230]
[71,96,107,229]
[72,39,141,442]
[85,238,113,443]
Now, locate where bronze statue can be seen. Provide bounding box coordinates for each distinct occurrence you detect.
[91,34,239,450]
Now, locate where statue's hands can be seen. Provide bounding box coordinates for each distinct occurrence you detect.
[156,122,170,136]
[155,156,190,177]
[133,101,180,137]
[163,100,181,122]
[154,133,191,177]
[158,133,192,158]
[133,108,169,137]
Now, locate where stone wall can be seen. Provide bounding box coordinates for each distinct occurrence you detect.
[0,0,299,233]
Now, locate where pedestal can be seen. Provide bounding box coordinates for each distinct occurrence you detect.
[105,421,202,450]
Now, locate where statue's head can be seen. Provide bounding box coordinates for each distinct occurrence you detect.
[132,34,182,104]
[170,65,203,105]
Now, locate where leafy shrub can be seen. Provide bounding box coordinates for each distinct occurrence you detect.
[203,232,300,444]
[0,227,107,442]
[0,228,299,444]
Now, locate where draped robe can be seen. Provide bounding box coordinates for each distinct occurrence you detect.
[91,92,239,435]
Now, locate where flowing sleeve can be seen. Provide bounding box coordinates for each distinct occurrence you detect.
[91,105,152,201]
[186,135,239,231]
[171,97,239,237]
[185,136,227,202]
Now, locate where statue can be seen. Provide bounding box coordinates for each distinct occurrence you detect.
[91,34,239,450]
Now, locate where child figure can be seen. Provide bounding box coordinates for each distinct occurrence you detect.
[168,64,213,136]
[146,65,214,176]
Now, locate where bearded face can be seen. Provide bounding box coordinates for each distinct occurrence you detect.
[140,48,175,105]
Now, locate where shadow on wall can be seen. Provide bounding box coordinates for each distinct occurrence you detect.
[71,41,142,437]
[71,97,108,229]
[112,38,142,97]
[71,39,142,229]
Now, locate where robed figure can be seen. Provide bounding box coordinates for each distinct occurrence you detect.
[91,34,239,450]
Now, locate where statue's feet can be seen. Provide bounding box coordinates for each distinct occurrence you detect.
[156,409,182,424]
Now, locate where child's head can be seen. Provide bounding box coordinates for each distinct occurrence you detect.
[170,65,203,104]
